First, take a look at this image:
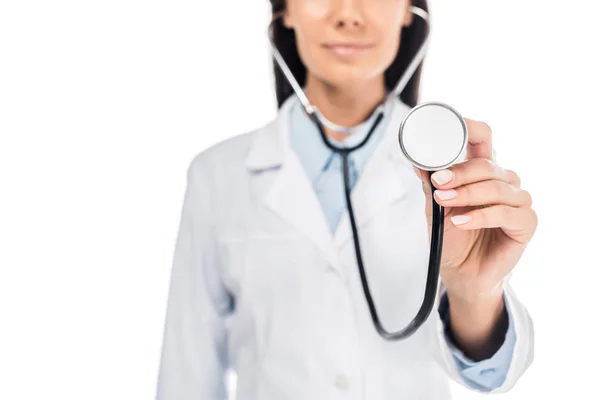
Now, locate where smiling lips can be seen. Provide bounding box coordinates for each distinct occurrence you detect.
[323,42,374,58]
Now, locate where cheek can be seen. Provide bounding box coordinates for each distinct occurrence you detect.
[378,28,402,66]
[291,13,337,76]
[293,24,323,70]
[371,11,406,65]
[286,0,329,32]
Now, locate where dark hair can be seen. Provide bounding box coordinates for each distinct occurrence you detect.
[269,0,429,109]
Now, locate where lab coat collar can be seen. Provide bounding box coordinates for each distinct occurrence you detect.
[244,94,414,273]
[244,95,296,172]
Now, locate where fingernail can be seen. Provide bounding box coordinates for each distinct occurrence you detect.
[435,189,457,200]
[451,215,472,225]
[431,169,453,185]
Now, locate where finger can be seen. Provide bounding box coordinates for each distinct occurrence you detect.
[464,118,493,160]
[434,180,532,208]
[415,161,522,202]
[449,205,538,244]
[505,168,521,188]
[430,158,509,190]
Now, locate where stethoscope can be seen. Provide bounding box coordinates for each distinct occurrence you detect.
[268,6,468,341]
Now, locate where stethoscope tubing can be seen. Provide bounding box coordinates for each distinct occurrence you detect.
[311,115,444,341]
[270,5,442,340]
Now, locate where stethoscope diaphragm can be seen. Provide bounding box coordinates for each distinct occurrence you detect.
[398,102,468,171]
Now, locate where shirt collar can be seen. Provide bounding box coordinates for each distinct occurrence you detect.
[288,95,394,180]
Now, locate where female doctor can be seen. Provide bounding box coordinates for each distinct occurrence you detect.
[155,0,537,399]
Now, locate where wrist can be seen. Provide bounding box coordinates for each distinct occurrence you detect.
[445,289,508,361]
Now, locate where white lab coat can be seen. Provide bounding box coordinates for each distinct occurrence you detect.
[155,95,534,400]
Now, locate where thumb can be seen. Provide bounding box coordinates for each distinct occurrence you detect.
[412,166,433,196]
[412,166,436,228]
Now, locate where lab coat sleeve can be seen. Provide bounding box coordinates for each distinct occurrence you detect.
[155,156,232,400]
[431,279,534,394]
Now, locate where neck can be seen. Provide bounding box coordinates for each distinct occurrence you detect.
[304,74,387,141]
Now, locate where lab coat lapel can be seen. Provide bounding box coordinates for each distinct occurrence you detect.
[245,96,342,272]
[334,99,413,249]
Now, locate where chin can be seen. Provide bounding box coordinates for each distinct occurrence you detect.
[320,67,381,90]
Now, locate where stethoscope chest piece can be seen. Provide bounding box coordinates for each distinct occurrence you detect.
[399,102,468,171]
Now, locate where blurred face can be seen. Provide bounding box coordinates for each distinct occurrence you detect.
[283,0,413,88]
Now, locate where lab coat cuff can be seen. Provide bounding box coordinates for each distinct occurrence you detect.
[438,289,517,391]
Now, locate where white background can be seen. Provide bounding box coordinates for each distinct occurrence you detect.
[1,0,598,399]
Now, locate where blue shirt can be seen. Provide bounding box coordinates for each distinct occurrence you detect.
[288,95,517,392]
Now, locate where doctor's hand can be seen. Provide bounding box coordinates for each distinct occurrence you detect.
[412,119,538,305]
